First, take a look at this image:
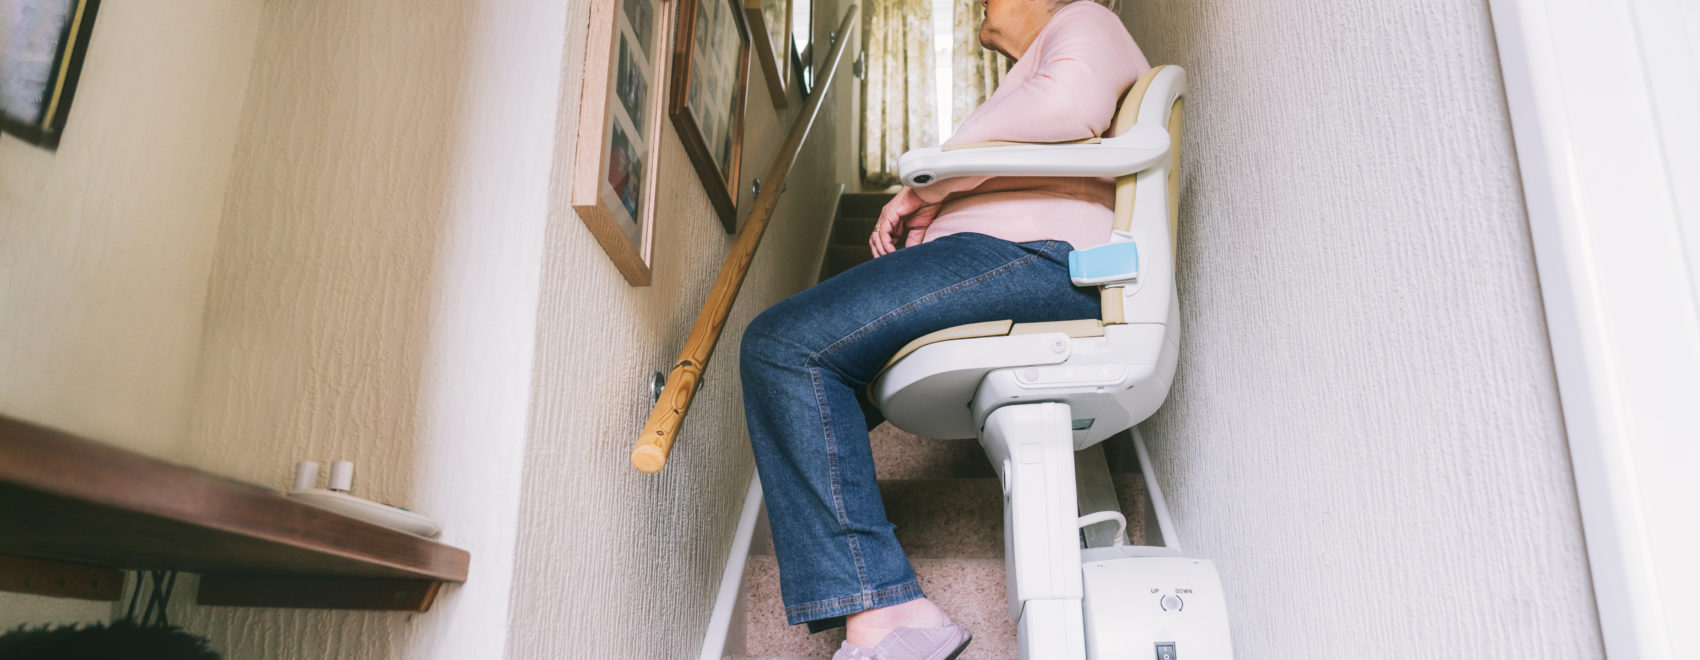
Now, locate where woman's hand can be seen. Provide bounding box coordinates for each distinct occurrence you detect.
[870,187,940,257]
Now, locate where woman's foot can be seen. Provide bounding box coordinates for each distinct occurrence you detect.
[833,598,972,659]
[832,624,972,660]
[846,598,948,647]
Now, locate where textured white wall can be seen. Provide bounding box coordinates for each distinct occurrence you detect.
[1116,0,1602,657]
[502,0,857,656]
[161,1,566,658]
[0,0,262,630]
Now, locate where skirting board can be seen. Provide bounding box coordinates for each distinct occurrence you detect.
[809,183,848,282]
[698,475,764,660]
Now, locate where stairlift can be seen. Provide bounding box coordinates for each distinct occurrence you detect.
[871,66,1234,659]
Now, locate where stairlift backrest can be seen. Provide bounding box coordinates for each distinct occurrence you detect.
[1101,65,1184,328]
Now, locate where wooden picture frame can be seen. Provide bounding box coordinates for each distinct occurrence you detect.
[671,0,752,233]
[0,0,101,149]
[571,0,675,286]
[743,0,790,109]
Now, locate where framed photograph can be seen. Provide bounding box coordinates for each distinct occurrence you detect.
[0,0,100,149]
[670,0,751,233]
[743,0,790,109]
[571,0,674,286]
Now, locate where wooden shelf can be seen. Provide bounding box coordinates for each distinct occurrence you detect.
[0,415,468,611]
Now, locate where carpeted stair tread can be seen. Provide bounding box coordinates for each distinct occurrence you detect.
[816,193,894,282]
[755,471,1148,555]
[830,216,878,245]
[732,555,1019,659]
[819,244,873,281]
[838,192,896,219]
[883,479,1005,558]
[871,425,996,479]
[756,478,1006,559]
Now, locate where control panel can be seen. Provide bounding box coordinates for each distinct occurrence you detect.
[1080,555,1233,658]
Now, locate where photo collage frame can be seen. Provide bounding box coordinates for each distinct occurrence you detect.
[571,0,674,286]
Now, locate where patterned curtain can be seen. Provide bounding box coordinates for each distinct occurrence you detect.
[860,0,937,188]
[951,0,1009,130]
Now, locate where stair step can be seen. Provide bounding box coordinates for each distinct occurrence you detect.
[819,244,872,281]
[757,472,1148,558]
[758,478,1005,559]
[830,216,877,245]
[756,478,1001,558]
[733,555,1019,659]
[884,479,1004,558]
[871,425,995,480]
[839,192,895,219]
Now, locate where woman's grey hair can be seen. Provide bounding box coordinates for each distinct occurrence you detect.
[1049,0,1120,13]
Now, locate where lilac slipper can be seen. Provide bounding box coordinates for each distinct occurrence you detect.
[831,621,972,660]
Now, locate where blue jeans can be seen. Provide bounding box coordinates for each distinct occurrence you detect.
[739,232,1101,632]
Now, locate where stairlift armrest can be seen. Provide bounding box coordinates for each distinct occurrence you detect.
[896,125,1171,188]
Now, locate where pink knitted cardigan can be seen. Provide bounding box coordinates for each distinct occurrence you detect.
[915,2,1149,251]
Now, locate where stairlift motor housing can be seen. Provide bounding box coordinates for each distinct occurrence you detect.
[1080,552,1233,659]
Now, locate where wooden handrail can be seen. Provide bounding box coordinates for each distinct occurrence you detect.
[632,5,859,473]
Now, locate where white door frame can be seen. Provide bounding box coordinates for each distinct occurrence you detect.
[1488,1,1700,658]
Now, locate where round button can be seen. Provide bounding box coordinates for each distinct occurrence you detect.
[1160,594,1183,611]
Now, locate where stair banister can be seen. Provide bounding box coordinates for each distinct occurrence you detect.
[631,5,859,473]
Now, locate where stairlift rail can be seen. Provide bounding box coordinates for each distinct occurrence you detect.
[631,5,859,473]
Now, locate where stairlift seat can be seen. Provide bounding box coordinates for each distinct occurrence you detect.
[870,321,1173,445]
[870,64,1188,451]
[866,66,1233,660]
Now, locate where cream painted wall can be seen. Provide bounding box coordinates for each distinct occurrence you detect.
[503,0,859,656]
[0,0,261,460]
[1116,0,1601,657]
[0,0,262,631]
[1,0,850,654]
[160,1,566,658]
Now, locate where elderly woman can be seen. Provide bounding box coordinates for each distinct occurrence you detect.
[739,0,1147,656]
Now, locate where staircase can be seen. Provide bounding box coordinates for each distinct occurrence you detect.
[817,192,891,282]
[722,193,1151,659]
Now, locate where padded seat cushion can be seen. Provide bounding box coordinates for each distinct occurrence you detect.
[879,319,1107,372]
